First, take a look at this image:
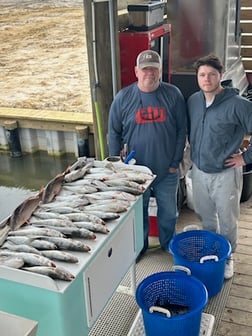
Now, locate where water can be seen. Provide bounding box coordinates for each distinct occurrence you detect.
[0,151,76,222]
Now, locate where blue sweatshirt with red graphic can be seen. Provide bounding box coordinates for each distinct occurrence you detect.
[108,82,187,181]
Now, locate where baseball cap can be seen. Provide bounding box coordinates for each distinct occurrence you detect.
[136,50,161,69]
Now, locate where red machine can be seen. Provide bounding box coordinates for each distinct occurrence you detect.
[119,23,171,88]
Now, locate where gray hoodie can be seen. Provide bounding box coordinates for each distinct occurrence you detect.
[187,87,252,173]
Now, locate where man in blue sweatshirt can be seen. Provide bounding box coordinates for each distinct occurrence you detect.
[108,50,187,258]
[187,54,252,279]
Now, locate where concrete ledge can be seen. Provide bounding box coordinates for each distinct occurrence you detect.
[0,107,94,133]
[0,107,95,156]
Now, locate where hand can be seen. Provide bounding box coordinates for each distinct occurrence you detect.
[224,153,245,168]
[169,167,177,173]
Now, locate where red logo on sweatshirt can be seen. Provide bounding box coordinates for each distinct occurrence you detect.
[136,106,166,123]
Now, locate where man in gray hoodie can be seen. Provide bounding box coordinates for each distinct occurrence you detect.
[187,54,252,279]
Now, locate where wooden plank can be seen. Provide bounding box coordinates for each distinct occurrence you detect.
[241,22,252,33]
[238,227,252,238]
[241,35,252,45]
[242,59,252,70]
[222,308,252,327]
[226,295,252,312]
[239,219,252,229]
[230,283,252,299]
[236,245,252,255]
[235,261,252,275]
[234,254,252,266]
[241,0,252,7]
[237,237,252,245]
[241,47,252,58]
[240,9,252,20]
[233,273,252,286]
[240,212,252,221]
[218,321,252,336]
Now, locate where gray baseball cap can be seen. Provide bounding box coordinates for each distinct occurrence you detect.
[136,50,161,69]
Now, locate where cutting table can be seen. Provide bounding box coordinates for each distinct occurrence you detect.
[0,163,153,336]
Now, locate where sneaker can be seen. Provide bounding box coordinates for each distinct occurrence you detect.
[224,254,234,279]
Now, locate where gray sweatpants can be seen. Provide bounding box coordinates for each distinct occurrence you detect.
[191,164,243,252]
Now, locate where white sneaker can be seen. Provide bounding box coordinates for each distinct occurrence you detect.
[224,254,234,279]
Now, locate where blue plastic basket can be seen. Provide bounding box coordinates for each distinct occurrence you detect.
[169,230,232,297]
[136,271,208,336]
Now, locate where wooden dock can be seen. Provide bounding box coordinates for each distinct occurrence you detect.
[177,197,252,336]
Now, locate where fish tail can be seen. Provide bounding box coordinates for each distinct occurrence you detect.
[0,225,11,247]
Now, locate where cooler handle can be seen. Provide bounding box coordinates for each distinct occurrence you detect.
[172,265,191,275]
[149,306,171,318]
[200,255,219,263]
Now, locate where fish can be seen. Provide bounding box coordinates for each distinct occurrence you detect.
[118,171,153,183]
[6,236,57,251]
[85,191,136,202]
[55,194,89,203]
[64,212,106,225]
[86,167,117,175]
[63,179,96,187]
[64,161,94,182]
[0,255,24,269]
[42,172,65,203]
[69,157,94,172]
[39,199,87,209]
[41,250,79,263]
[8,226,65,238]
[0,251,56,267]
[37,201,71,209]
[38,206,80,214]
[6,236,39,245]
[2,241,41,255]
[31,239,58,250]
[96,185,143,195]
[104,178,145,192]
[0,222,11,247]
[74,221,110,234]
[32,211,71,221]
[154,300,190,316]
[8,189,43,231]
[89,179,109,189]
[45,237,91,252]
[61,184,98,194]
[40,226,96,240]
[29,217,75,227]
[83,210,120,221]
[82,203,128,213]
[98,172,130,180]
[22,266,75,281]
[86,198,127,205]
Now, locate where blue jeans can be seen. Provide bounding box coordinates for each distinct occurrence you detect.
[142,171,179,252]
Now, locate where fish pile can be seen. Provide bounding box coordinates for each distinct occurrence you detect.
[0,158,154,281]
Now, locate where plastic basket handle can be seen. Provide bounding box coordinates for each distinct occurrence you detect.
[149,306,171,318]
[172,265,191,275]
[200,255,219,263]
[183,224,200,232]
